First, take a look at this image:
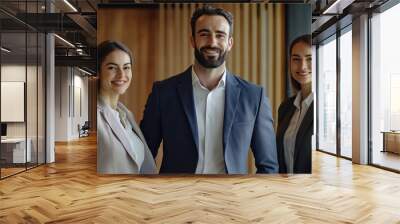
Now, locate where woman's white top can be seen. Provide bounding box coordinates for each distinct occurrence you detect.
[111,108,145,169]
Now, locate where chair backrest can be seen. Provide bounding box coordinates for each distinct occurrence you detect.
[82,121,90,129]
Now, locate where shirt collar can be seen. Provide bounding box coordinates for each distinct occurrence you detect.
[191,66,226,90]
[293,91,314,109]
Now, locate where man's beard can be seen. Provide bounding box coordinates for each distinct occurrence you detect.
[194,46,227,69]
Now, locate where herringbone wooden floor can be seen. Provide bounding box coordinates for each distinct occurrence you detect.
[1,135,399,223]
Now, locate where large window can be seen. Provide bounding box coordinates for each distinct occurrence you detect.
[317,36,337,155]
[370,2,400,171]
[316,26,353,159]
[339,28,352,158]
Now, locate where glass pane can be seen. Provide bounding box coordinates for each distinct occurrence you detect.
[26,0,43,169]
[317,36,337,154]
[1,31,27,177]
[340,29,352,158]
[312,45,317,150]
[38,33,45,165]
[371,3,400,171]
[27,31,38,169]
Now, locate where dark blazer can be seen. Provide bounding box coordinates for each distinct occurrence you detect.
[140,66,278,174]
[276,95,313,174]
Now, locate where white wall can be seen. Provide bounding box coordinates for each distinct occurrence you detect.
[1,65,36,137]
[54,67,89,141]
[72,73,89,138]
[55,66,69,141]
[1,82,25,122]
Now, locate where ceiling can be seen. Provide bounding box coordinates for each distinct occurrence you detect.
[0,0,393,73]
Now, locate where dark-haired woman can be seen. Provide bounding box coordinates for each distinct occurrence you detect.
[276,35,313,174]
[97,40,157,174]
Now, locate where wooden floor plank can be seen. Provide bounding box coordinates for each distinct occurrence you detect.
[0,134,399,223]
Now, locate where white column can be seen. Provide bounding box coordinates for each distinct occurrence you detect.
[45,0,56,163]
[46,32,55,163]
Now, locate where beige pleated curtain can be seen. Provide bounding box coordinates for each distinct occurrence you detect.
[98,3,286,173]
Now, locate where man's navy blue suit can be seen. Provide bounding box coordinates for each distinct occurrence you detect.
[140,66,279,174]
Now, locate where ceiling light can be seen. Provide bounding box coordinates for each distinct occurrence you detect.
[63,0,78,12]
[1,47,11,53]
[322,0,356,15]
[54,34,75,48]
[77,67,93,76]
[323,0,341,14]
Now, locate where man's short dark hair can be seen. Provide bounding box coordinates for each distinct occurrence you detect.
[191,5,234,37]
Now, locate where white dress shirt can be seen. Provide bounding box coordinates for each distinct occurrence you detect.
[111,108,145,169]
[283,91,314,173]
[192,67,226,174]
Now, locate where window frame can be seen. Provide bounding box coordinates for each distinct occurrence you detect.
[368,0,400,173]
[315,24,353,161]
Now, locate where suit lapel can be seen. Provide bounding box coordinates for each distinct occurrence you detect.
[293,103,313,163]
[277,99,296,142]
[276,99,296,173]
[223,72,241,151]
[177,67,199,150]
[99,103,139,166]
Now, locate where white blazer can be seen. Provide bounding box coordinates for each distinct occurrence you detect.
[97,99,157,174]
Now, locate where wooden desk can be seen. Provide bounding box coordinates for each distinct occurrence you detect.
[382,131,400,154]
[0,138,31,163]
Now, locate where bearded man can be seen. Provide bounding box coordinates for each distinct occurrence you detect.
[140,5,278,174]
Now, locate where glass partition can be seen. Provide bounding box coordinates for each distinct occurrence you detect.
[27,31,38,169]
[38,32,45,165]
[1,31,28,178]
[0,1,46,179]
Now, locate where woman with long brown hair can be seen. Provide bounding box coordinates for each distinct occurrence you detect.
[97,40,157,174]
